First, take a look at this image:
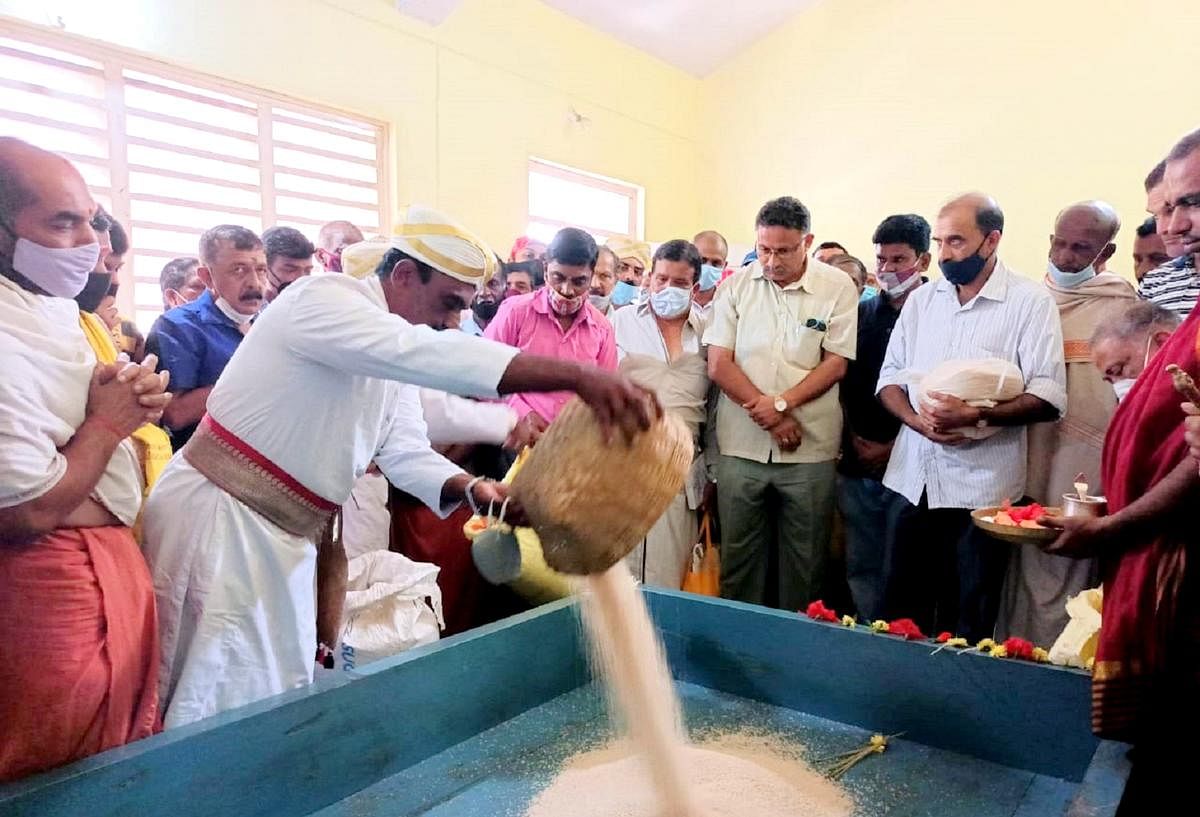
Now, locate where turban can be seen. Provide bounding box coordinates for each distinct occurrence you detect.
[509,235,547,262]
[341,239,389,280]
[605,237,651,272]
[390,205,497,287]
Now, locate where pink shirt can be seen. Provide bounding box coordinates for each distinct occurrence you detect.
[484,288,617,422]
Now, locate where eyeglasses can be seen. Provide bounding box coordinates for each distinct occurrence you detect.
[756,244,803,260]
[804,318,827,331]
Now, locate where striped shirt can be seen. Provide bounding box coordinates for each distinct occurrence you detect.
[1137,255,1197,320]
[876,260,1067,509]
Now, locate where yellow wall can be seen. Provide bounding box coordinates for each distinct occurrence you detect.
[698,0,1200,279]
[0,0,701,251]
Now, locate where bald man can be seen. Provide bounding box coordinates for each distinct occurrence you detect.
[877,192,1066,642]
[0,138,171,779]
[692,230,728,319]
[315,220,364,273]
[996,202,1136,646]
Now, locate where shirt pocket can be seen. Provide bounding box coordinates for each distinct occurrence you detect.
[781,311,828,369]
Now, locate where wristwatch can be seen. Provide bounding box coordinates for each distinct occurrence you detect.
[975,408,988,429]
[773,395,788,413]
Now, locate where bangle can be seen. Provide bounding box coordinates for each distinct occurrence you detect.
[464,475,486,516]
[86,415,126,442]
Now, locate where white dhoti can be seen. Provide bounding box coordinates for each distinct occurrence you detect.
[142,458,317,728]
[624,492,697,589]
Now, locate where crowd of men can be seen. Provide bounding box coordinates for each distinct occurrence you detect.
[2,126,1198,812]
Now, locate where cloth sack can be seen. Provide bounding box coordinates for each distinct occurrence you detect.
[1048,586,1103,669]
[335,551,445,671]
[681,513,720,596]
[900,357,1024,440]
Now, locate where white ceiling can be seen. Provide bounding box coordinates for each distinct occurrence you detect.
[539,0,819,76]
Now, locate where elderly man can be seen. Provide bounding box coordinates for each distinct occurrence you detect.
[486,228,618,424]
[1047,129,1200,815]
[461,262,507,336]
[263,225,315,303]
[706,196,858,610]
[1139,160,1198,318]
[159,256,204,310]
[1091,301,1179,399]
[141,206,657,727]
[877,193,1066,642]
[613,239,711,587]
[315,219,363,273]
[606,236,651,309]
[837,214,930,621]
[692,230,729,320]
[587,245,619,315]
[996,201,1136,647]
[146,225,266,449]
[1133,216,1171,283]
[0,138,172,780]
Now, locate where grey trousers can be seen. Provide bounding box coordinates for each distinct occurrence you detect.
[716,455,836,611]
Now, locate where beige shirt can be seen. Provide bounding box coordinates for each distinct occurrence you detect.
[704,259,858,464]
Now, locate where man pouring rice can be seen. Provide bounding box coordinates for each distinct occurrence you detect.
[141,205,660,728]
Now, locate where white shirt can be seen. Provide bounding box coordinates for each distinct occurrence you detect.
[0,275,142,525]
[703,259,858,464]
[876,260,1067,509]
[206,274,518,513]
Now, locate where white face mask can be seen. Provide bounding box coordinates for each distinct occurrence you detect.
[1112,379,1136,402]
[214,295,256,325]
[10,237,100,299]
[877,263,922,298]
[588,292,612,312]
[649,285,692,319]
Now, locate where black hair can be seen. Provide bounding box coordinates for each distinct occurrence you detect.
[262,225,315,264]
[1144,160,1167,193]
[872,213,931,255]
[199,224,262,265]
[815,241,845,252]
[1136,216,1158,238]
[546,227,598,269]
[159,257,199,292]
[108,218,129,256]
[755,196,811,233]
[826,253,867,284]
[975,202,1005,236]
[1168,128,1200,164]
[651,239,702,283]
[375,247,434,284]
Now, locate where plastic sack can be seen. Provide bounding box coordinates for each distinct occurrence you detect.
[336,550,445,671]
[900,357,1024,440]
[1048,586,1103,669]
[681,514,720,596]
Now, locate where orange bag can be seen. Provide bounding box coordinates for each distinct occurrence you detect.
[681,513,720,596]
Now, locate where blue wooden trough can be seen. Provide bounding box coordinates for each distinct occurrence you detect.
[0,590,1128,816]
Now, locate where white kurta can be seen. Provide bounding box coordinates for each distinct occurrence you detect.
[141,274,518,727]
[612,304,710,588]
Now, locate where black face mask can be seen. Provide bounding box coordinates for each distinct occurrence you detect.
[74,272,113,313]
[939,236,992,286]
[472,299,500,321]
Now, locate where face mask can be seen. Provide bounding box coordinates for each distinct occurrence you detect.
[74,271,114,312]
[878,264,923,298]
[610,280,640,307]
[548,287,584,316]
[214,296,256,325]
[699,264,723,291]
[1046,258,1098,289]
[8,236,100,299]
[472,299,499,321]
[588,292,612,312]
[939,236,991,286]
[1112,379,1136,402]
[859,285,880,302]
[649,286,692,319]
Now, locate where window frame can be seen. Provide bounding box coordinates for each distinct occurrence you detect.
[526,156,644,245]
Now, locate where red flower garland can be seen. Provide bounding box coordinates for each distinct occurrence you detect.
[936,631,953,643]
[1002,637,1035,661]
[806,600,839,622]
[887,618,926,640]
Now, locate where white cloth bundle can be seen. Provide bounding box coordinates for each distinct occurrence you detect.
[902,357,1025,440]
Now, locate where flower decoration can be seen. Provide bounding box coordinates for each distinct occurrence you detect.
[806,600,839,622]
[989,645,1009,658]
[886,618,926,640]
[870,619,890,633]
[936,631,953,643]
[976,638,997,653]
[1002,637,1035,661]
[1032,647,1050,663]
[841,615,857,628]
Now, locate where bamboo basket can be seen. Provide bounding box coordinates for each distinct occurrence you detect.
[510,397,694,575]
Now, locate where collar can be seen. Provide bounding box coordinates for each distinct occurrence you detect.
[1169,254,1196,270]
[365,274,388,310]
[635,299,705,335]
[934,258,1010,305]
[748,259,814,292]
[194,290,235,327]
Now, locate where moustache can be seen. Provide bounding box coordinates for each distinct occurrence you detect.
[240,291,265,301]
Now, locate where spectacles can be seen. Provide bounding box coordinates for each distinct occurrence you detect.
[756,244,803,260]
[804,318,827,331]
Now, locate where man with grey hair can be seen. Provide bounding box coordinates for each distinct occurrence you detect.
[316,219,364,273]
[159,256,205,311]
[1090,301,1179,397]
[997,200,1136,646]
[146,224,267,448]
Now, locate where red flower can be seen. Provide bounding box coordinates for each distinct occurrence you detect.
[805,600,838,622]
[1002,637,1035,661]
[887,618,927,640]
[936,631,953,643]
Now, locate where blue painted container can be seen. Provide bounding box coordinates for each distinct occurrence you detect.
[0,590,1128,817]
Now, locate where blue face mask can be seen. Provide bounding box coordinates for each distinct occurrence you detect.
[939,236,991,286]
[699,263,723,291]
[1046,256,1099,289]
[611,280,640,307]
[859,285,880,302]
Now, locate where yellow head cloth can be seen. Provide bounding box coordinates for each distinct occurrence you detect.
[340,239,390,280]
[605,237,651,272]
[390,205,497,287]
